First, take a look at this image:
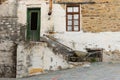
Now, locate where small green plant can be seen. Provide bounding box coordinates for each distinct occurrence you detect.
[91,58,97,62]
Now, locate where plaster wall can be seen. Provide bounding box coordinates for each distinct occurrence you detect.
[0,0,17,17]
[17,42,69,78]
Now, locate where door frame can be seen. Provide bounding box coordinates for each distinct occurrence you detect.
[26,8,41,41]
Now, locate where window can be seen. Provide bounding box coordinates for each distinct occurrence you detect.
[31,12,38,30]
[66,4,80,31]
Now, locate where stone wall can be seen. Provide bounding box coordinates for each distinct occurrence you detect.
[103,50,120,62]
[0,0,25,41]
[0,40,17,77]
[0,0,20,78]
[17,42,70,78]
[82,1,120,32]
[0,17,25,41]
[55,0,112,3]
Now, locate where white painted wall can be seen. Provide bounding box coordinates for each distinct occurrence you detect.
[0,0,17,17]
[54,32,120,51]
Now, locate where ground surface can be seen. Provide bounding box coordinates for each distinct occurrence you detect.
[17,62,120,80]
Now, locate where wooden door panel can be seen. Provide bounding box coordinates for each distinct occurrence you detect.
[27,8,40,41]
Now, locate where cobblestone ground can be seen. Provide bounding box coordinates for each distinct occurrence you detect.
[17,62,120,80]
[2,62,120,80]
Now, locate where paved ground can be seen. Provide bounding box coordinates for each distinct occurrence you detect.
[17,62,120,80]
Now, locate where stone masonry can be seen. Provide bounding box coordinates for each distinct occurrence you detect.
[0,17,26,77]
[0,17,26,41]
[0,0,24,78]
[0,40,17,77]
[82,1,120,32]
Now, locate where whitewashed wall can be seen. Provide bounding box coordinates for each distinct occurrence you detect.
[0,0,17,17]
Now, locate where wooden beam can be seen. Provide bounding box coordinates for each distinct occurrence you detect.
[54,1,95,4]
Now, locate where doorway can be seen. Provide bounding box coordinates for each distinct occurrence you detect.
[27,8,41,41]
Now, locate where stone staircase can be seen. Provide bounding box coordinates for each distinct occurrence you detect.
[41,35,76,62]
[41,35,103,62]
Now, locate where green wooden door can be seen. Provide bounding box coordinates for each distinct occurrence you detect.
[27,8,40,41]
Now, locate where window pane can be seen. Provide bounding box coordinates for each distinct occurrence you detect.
[73,7,79,12]
[74,14,79,19]
[74,26,79,31]
[68,15,72,19]
[31,12,38,30]
[68,26,72,31]
[67,7,73,12]
[68,20,72,25]
[74,20,79,25]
